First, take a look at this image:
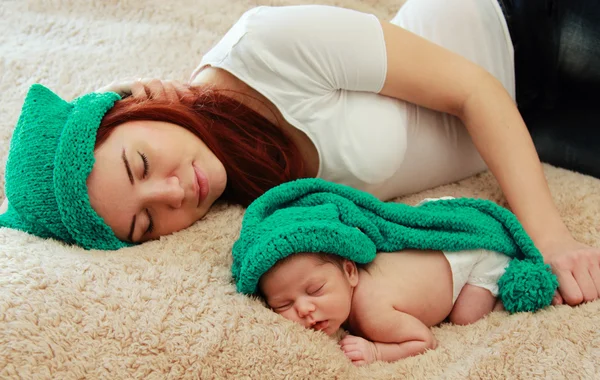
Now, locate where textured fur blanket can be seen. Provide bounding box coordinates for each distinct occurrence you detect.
[1,0,599,378]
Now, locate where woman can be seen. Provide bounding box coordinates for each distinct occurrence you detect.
[1,0,599,306]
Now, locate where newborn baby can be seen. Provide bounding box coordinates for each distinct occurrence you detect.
[232,178,557,365]
[258,247,509,365]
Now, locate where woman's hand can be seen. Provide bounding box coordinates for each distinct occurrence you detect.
[97,78,195,103]
[539,235,600,306]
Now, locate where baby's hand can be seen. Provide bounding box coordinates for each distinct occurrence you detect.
[339,334,379,366]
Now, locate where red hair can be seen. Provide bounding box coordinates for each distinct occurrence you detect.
[97,87,307,206]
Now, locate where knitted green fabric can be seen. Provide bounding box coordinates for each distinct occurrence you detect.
[0,84,132,250]
[232,178,558,313]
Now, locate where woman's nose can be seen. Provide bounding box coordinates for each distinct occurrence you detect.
[142,176,185,208]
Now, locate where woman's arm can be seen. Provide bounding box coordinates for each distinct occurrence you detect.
[377,21,600,305]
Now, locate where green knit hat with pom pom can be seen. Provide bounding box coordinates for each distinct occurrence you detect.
[0,84,132,250]
[232,178,558,313]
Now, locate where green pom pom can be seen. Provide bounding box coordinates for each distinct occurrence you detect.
[498,259,558,313]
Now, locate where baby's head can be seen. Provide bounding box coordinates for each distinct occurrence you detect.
[258,252,359,335]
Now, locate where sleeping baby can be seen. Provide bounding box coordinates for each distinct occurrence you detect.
[232,179,557,365]
[258,247,508,364]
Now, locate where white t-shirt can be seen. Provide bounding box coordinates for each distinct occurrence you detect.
[193,0,513,200]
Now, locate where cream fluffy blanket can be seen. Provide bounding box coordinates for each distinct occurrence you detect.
[1,0,599,379]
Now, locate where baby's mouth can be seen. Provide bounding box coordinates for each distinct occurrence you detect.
[313,320,329,332]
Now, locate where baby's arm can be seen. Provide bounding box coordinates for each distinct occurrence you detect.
[341,308,436,365]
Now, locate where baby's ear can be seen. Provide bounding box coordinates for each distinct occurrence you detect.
[342,259,359,287]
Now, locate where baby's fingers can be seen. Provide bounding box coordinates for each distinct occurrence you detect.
[340,342,359,352]
[342,349,369,367]
[343,349,364,361]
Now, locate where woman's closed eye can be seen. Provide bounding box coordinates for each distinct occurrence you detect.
[144,208,154,236]
[135,151,154,238]
[138,151,149,178]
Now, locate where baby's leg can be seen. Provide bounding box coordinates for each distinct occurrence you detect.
[493,299,505,311]
[448,284,497,325]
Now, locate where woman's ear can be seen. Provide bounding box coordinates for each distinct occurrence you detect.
[342,259,359,287]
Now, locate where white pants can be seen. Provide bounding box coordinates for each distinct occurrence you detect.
[443,249,511,304]
[416,196,511,304]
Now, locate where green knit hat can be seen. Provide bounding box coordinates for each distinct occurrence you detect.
[232,178,558,313]
[0,84,132,250]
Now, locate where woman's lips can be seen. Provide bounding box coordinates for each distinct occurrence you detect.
[193,165,209,207]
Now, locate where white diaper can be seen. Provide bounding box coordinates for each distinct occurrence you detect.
[443,249,511,304]
[416,196,511,303]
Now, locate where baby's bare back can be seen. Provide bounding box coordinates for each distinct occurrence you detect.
[352,250,454,327]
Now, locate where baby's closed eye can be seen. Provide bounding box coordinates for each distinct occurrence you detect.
[271,302,292,312]
[307,283,325,295]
